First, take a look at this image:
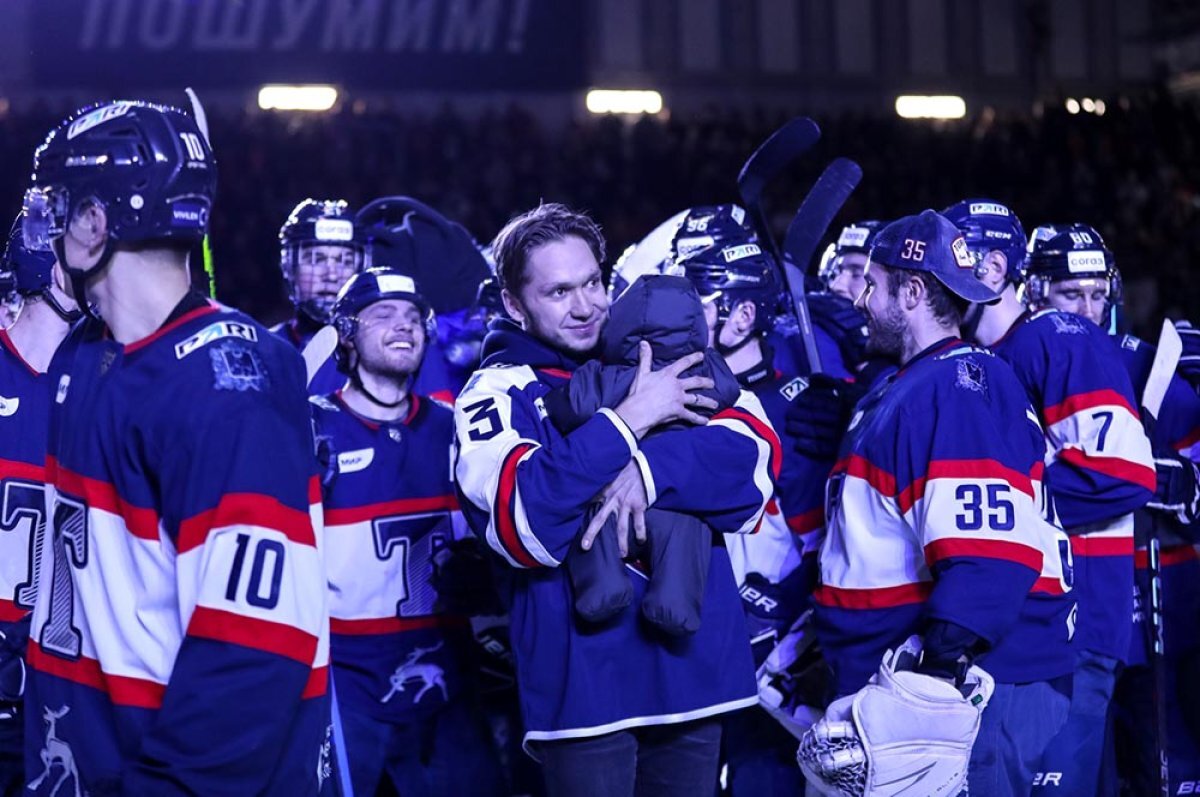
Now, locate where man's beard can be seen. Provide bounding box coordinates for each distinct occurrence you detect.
[864,304,906,362]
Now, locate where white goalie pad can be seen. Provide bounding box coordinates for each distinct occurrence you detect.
[797,636,994,797]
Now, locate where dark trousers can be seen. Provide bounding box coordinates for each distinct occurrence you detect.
[531,718,723,797]
[340,700,505,797]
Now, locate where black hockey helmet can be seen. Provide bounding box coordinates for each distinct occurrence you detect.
[1024,223,1121,306]
[330,267,435,373]
[671,238,780,334]
[941,199,1028,283]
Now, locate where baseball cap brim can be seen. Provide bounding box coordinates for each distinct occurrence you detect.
[929,270,1002,305]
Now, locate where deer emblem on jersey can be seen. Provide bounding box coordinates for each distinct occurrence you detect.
[381,642,447,704]
[28,705,82,797]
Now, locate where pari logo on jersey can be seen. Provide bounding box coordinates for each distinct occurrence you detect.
[0,395,19,417]
[175,320,258,359]
[780,377,809,402]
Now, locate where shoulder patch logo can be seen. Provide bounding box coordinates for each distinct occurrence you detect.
[336,447,374,474]
[210,341,268,391]
[175,320,258,359]
[1050,313,1086,335]
[780,377,809,402]
[1120,335,1140,352]
[955,358,987,394]
[0,395,19,417]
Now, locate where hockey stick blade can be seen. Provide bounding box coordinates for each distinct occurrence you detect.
[737,117,821,208]
[302,326,339,388]
[780,158,863,374]
[1142,319,1182,421]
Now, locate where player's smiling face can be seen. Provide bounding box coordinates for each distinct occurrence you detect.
[353,298,427,378]
[504,235,608,354]
[1045,278,1110,326]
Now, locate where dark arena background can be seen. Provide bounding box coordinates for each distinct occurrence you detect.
[0,0,1196,333]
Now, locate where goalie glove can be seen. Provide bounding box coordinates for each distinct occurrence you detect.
[797,636,994,797]
[1147,451,1200,526]
[756,609,829,739]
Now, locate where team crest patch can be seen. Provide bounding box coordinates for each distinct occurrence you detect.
[210,341,267,391]
[1050,313,1086,335]
[780,377,809,402]
[956,358,986,393]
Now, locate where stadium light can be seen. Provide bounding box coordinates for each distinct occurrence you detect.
[1094,99,1106,116]
[257,85,339,112]
[586,89,664,115]
[1065,98,1080,114]
[894,95,967,120]
[1081,98,1096,113]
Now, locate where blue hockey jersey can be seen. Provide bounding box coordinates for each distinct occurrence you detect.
[454,321,774,746]
[27,296,332,796]
[991,310,1154,662]
[814,339,1076,696]
[312,391,478,722]
[0,330,51,630]
[1114,333,1200,665]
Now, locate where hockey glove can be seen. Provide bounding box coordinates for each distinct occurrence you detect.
[1147,451,1200,526]
[797,636,994,797]
[757,610,829,739]
[1176,320,1200,391]
[809,293,869,369]
[784,374,859,461]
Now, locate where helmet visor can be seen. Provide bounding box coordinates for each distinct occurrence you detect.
[22,186,71,253]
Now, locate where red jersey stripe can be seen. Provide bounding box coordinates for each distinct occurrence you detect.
[924,538,1043,572]
[494,443,542,568]
[1057,448,1157,492]
[1070,535,1134,558]
[177,493,317,553]
[713,407,783,480]
[0,457,46,483]
[302,665,328,698]
[47,457,159,541]
[1134,545,1198,569]
[812,581,932,609]
[27,642,166,709]
[786,507,824,535]
[324,494,459,527]
[1031,577,1067,595]
[1043,389,1139,426]
[187,606,319,665]
[840,454,898,497]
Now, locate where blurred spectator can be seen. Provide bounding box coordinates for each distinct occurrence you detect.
[0,91,1195,336]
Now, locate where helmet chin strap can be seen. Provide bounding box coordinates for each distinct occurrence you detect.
[40,287,83,324]
[348,353,409,410]
[53,237,113,321]
[713,321,757,358]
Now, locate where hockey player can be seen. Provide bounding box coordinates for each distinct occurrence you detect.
[276,198,368,396]
[454,203,776,797]
[0,214,79,797]
[672,238,834,796]
[1022,224,1200,793]
[942,200,1155,796]
[22,101,331,795]
[314,266,504,796]
[800,210,1077,797]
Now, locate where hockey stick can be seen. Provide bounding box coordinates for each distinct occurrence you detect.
[302,326,339,388]
[184,88,217,299]
[1140,318,1182,797]
[735,118,824,373]
[777,158,863,374]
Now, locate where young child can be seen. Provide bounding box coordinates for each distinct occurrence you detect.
[543,274,742,635]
